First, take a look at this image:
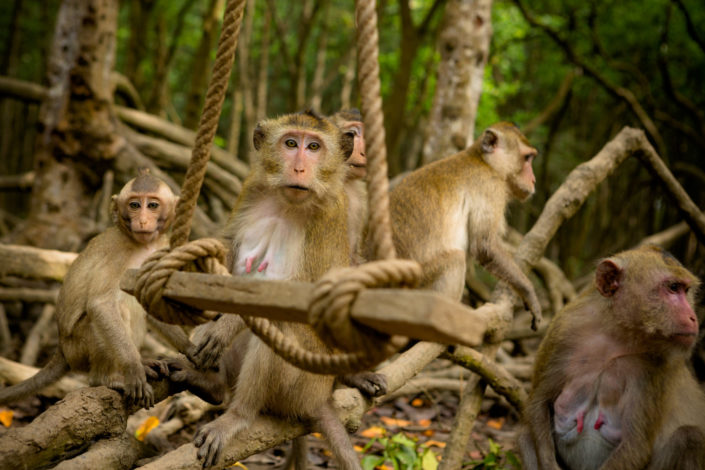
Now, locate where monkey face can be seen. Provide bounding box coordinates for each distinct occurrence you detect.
[509,143,537,201]
[341,122,367,181]
[278,130,327,203]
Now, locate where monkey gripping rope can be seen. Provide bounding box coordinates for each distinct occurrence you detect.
[134,0,423,373]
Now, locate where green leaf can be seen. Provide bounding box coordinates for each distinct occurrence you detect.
[361,455,386,470]
[421,449,438,470]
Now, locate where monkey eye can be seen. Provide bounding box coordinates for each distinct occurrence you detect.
[128,201,141,210]
[308,142,321,151]
[667,281,685,294]
[147,201,160,210]
[524,153,535,163]
[285,139,297,148]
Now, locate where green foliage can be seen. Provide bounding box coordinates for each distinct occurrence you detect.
[465,439,522,470]
[361,432,439,470]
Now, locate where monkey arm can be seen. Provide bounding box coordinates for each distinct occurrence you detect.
[473,240,542,328]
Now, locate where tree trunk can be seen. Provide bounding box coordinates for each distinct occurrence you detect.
[309,4,329,112]
[238,0,256,162]
[422,0,492,165]
[183,0,224,130]
[9,0,120,250]
[255,8,271,121]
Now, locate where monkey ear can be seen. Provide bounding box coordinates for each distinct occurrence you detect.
[596,259,623,297]
[110,195,119,225]
[253,125,265,151]
[481,128,500,154]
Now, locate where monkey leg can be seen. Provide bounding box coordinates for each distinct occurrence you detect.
[420,249,466,302]
[516,427,539,470]
[338,371,387,398]
[648,425,705,470]
[87,299,154,408]
[315,401,362,470]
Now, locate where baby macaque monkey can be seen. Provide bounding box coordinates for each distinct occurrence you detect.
[519,245,705,470]
[381,122,542,327]
[189,111,366,470]
[0,169,176,408]
[329,108,368,265]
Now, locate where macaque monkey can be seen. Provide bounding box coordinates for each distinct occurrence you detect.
[189,111,366,470]
[329,108,368,265]
[519,245,705,470]
[381,122,542,327]
[0,169,176,408]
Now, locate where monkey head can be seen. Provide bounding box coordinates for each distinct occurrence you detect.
[479,122,537,201]
[330,108,367,181]
[252,110,354,206]
[595,244,701,351]
[111,169,178,244]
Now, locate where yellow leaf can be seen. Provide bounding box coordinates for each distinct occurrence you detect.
[360,426,385,438]
[422,440,446,449]
[227,463,248,469]
[380,416,412,427]
[417,418,431,427]
[0,409,13,428]
[311,432,323,439]
[487,418,505,430]
[422,429,435,437]
[135,416,160,442]
[354,445,366,452]
[411,398,424,407]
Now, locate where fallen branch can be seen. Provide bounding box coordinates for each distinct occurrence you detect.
[0,244,77,282]
[20,304,55,366]
[0,356,84,398]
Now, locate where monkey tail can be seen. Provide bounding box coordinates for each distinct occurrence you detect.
[0,351,70,405]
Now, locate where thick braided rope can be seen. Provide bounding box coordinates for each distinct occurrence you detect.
[134,238,228,326]
[355,0,396,261]
[309,260,421,352]
[170,0,246,248]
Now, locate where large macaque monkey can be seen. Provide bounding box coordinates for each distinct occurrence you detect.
[0,169,177,408]
[190,111,365,470]
[329,108,368,264]
[382,122,541,327]
[519,245,705,470]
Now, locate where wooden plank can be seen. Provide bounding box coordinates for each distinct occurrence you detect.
[121,270,491,347]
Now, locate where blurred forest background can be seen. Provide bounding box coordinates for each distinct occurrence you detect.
[1,0,704,280]
[0,0,705,468]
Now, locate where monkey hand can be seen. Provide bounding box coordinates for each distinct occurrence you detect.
[524,291,543,331]
[107,369,155,409]
[194,414,242,468]
[143,358,170,379]
[189,316,241,369]
[339,372,388,397]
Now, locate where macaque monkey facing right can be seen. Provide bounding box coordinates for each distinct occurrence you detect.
[380,122,542,327]
[0,170,176,408]
[519,245,705,470]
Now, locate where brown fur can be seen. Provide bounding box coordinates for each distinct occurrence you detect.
[379,122,541,326]
[519,245,705,470]
[192,112,363,470]
[0,171,177,407]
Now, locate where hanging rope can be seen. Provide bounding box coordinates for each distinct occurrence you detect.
[355,0,397,262]
[170,0,247,248]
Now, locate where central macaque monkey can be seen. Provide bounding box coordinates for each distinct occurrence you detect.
[379,122,542,327]
[519,245,705,470]
[0,170,177,408]
[189,111,365,470]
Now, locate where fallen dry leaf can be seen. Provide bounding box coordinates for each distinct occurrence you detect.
[135,416,159,441]
[360,426,386,438]
[0,409,13,428]
[380,416,412,427]
[486,418,505,430]
[417,418,431,427]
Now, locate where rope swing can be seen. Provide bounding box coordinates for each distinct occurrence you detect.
[133,0,422,373]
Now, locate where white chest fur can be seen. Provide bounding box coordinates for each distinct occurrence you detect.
[232,199,305,280]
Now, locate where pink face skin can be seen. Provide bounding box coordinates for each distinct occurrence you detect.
[659,277,699,346]
[126,196,164,243]
[278,130,325,202]
[515,142,537,200]
[340,121,367,181]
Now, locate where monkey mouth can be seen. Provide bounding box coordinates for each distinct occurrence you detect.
[286,185,309,192]
[673,332,697,346]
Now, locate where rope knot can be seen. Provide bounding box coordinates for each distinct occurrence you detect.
[308,259,422,354]
[133,238,230,325]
